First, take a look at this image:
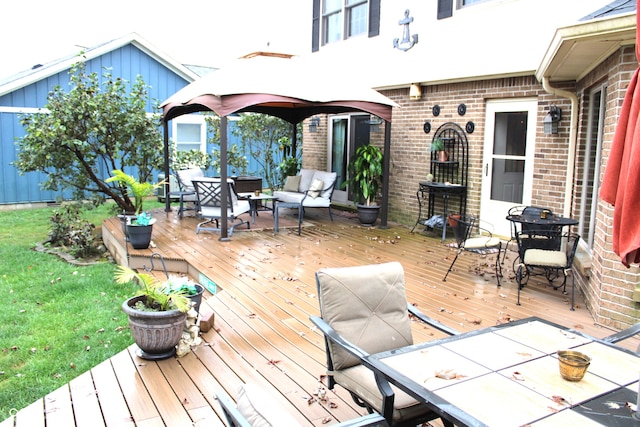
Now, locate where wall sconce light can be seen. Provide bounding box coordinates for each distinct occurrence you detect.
[369,115,383,132]
[409,83,422,100]
[309,116,320,133]
[543,106,562,135]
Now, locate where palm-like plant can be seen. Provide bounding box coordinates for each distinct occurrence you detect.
[106,169,162,215]
[115,265,190,312]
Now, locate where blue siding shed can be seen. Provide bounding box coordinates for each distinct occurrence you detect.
[0,33,199,205]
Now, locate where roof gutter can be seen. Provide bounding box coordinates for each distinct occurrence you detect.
[541,76,577,218]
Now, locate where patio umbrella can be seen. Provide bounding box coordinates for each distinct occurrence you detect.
[160,53,398,239]
[601,0,640,267]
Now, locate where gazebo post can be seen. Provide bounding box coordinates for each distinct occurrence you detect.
[219,115,229,241]
[163,120,171,213]
[380,120,391,228]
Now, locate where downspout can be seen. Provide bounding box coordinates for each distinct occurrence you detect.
[542,77,578,218]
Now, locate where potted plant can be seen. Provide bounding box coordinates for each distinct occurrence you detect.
[116,265,191,360]
[431,138,448,162]
[342,144,384,226]
[106,169,163,249]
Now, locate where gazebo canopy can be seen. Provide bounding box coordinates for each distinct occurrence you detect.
[160,53,398,239]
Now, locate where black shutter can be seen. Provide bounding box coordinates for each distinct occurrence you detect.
[312,0,321,52]
[437,0,453,19]
[368,0,381,37]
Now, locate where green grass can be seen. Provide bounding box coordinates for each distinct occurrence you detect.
[0,203,161,421]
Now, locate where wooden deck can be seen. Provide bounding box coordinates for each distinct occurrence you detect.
[3,207,637,427]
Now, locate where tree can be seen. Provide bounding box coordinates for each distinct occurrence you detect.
[15,58,164,213]
[231,113,301,190]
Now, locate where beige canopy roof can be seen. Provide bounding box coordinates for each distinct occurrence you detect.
[160,53,398,239]
[161,53,398,123]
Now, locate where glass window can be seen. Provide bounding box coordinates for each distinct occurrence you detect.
[458,0,490,8]
[323,0,368,45]
[174,117,206,153]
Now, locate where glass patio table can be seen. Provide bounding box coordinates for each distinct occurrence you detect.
[364,317,640,427]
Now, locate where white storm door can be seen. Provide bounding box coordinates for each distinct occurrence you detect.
[480,99,537,237]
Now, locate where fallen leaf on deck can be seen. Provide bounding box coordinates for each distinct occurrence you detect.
[552,396,568,405]
[512,372,525,381]
[433,369,466,380]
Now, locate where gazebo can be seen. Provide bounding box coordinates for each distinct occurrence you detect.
[160,53,398,239]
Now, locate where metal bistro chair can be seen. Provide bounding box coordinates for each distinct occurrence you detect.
[515,231,580,310]
[192,177,250,236]
[175,167,204,218]
[443,214,502,286]
[310,262,458,427]
[216,384,389,427]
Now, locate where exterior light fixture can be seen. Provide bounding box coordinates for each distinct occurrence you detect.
[543,106,562,135]
[369,115,383,132]
[409,83,422,100]
[309,116,320,133]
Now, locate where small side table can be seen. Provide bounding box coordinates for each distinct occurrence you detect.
[238,193,277,224]
[274,201,302,236]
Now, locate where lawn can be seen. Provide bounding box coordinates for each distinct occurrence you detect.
[0,203,158,422]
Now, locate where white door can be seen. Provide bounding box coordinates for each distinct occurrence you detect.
[480,99,537,237]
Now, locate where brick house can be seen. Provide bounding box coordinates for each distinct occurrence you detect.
[300,0,638,328]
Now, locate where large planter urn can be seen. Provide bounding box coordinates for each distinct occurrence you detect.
[356,204,381,226]
[126,224,153,249]
[122,296,187,360]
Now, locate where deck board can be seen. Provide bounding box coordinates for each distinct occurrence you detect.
[6,207,638,426]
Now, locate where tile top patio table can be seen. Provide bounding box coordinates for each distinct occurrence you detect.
[238,192,277,224]
[365,317,640,427]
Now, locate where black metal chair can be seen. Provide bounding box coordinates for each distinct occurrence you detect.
[309,262,458,427]
[174,167,204,218]
[217,384,389,426]
[443,214,502,286]
[515,231,580,310]
[192,178,250,236]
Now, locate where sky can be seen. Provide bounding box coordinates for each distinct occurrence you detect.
[1,0,310,79]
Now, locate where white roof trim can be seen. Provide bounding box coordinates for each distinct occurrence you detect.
[536,12,636,82]
[0,33,200,98]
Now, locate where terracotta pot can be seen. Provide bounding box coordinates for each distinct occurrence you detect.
[437,151,449,162]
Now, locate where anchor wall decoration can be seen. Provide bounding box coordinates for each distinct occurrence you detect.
[393,9,418,52]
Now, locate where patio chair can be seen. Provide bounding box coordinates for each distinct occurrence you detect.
[310,262,458,427]
[515,231,580,310]
[192,177,250,236]
[175,167,204,218]
[603,322,640,352]
[216,384,389,427]
[443,214,502,286]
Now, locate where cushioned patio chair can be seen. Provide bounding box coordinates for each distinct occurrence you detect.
[175,167,204,218]
[515,231,580,310]
[309,262,458,427]
[216,384,389,427]
[443,214,502,286]
[192,177,250,236]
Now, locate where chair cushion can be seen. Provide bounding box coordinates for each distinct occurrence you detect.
[236,384,301,427]
[308,179,324,199]
[298,169,316,192]
[283,175,301,192]
[464,236,501,250]
[334,365,432,424]
[177,168,204,192]
[524,249,567,267]
[317,262,413,370]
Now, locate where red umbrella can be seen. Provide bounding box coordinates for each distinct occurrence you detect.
[601,0,640,267]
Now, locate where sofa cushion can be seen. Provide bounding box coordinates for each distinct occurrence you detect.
[283,175,301,192]
[308,179,324,199]
[298,169,316,192]
[311,171,337,199]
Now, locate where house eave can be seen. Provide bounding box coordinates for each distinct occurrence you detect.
[0,33,200,99]
[536,12,637,83]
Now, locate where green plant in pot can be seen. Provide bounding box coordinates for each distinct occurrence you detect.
[342,144,384,226]
[116,265,191,360]
[431,138,448,162]
[106,169,163,249]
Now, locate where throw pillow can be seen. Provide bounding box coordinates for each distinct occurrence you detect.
[236,383,301,427]
[283,175,301,192]
[308,179,324,199]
